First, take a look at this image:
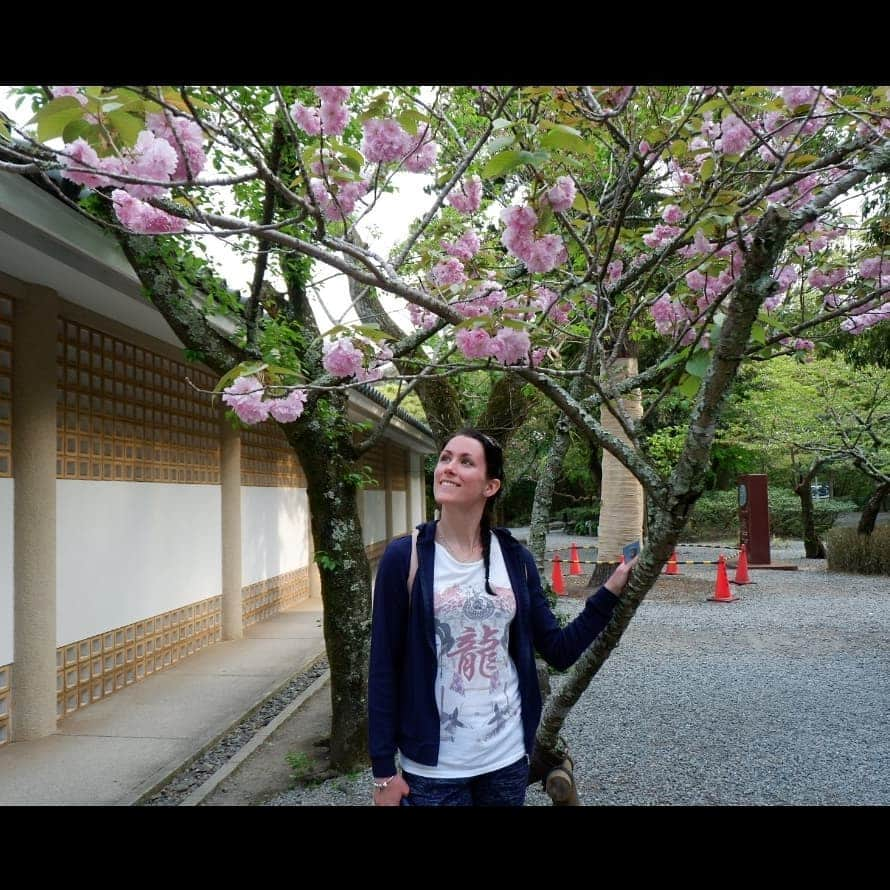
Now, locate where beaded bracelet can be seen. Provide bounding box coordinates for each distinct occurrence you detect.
[373,775,397,790]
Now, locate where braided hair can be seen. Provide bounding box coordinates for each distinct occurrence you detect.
[452,428,504,596]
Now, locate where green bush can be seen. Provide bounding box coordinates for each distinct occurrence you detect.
[553,505,599,536]
[826,527,890,575]
[684,489,858,541]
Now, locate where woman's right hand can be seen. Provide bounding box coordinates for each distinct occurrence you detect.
[372,773,410,806]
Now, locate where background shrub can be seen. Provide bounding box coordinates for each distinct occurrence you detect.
[684,489,858,540]
[826,527,890,575]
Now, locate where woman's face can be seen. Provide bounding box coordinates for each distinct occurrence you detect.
[434,435,501,508]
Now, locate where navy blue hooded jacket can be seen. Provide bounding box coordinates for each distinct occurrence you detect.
[368,520,619,778]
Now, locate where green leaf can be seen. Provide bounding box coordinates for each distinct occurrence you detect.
[685,349,710,378]
[337,144,365,173]
[481,150,523,179]
[670,139,687,158]
[353,325,390,342]
[213,362,268,394]
[486,133,516,154]
[34,97,85,142]
[699,156,715,181]
[361,93,391,122]
[61,118,94,145]
[397,108,427,136]
[107,111,144,148]
[517,149,550,168]
[540,124,589,154]
[751,323,767,345]
[678,374,702,398]
[571,192,589,212]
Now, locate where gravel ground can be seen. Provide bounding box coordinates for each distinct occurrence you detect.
[265,541,890,806]
[140,656,329,806]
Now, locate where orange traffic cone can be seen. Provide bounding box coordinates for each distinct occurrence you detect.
[570,543,582,576]
[551,553,566,596]
[731,544,753,585]
[665,552,680,575]
[708,554,737,603]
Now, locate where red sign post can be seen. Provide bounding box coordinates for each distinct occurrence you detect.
[738,474,771,565]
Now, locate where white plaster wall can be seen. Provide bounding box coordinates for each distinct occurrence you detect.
[0,479,12,665]
[241,487,308,587]
[410,453,426,526]
[57,481,221,645]
[362,490,387,544]
[391,491,407,537]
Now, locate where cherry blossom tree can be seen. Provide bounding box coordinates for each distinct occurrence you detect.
[3,85,889,790]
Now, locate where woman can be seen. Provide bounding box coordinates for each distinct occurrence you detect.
[368,428,634,806]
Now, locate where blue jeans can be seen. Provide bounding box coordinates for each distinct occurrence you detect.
[400,756,529,806]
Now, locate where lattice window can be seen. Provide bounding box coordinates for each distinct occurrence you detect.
[56,318,220,483]
[241,422,305,487]
[241,568,309,627]
[0,296,12,478]
[56,595,222,719]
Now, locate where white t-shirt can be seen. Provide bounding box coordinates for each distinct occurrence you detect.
[400,534,526,778]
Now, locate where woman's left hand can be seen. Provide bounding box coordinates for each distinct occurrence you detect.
[603,555,638,596]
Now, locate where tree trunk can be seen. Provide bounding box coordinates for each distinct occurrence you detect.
[858,480,890,535]
[283,417,372,772]
[528,416,572,575]
[794,461,826,558]
[588,357,644,587]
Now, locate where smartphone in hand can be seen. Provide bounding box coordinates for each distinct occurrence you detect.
[623,540,640,562]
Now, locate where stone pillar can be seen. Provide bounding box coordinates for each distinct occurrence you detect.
[220,418,243,640]
[12,286,59,740]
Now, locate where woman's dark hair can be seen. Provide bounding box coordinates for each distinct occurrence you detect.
[448,427,504,595]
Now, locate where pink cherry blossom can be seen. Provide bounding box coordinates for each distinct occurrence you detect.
[606,259,624,283]
[51,86,88,105]
[447,176,482,214]
[322,338,365,378]
[859,257,886,279]
[686,270,707,291]
[489,327,531,365]
[780,86,819,110]
[320,101,349,136]
[717,114,754,156]
[124,130,179,199]
[61,139,112,188]
[222,376,271,425]
[522,234,568,274]
[430,256,467,287]
[403,124,438,173]
[111,190,186,234]
[662,204,685,225]
[361,118,411,164]
[291,102,322,136]
[314,86,351,105]
[546,176,576,213]
[146,112,206,181]
[268,388,308,422]
[455,327,494,359]
[442,230,481,261]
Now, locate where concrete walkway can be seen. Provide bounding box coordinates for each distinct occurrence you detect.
[0,595,325,806]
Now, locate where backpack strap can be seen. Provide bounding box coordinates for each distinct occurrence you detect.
[406,528,420,606]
